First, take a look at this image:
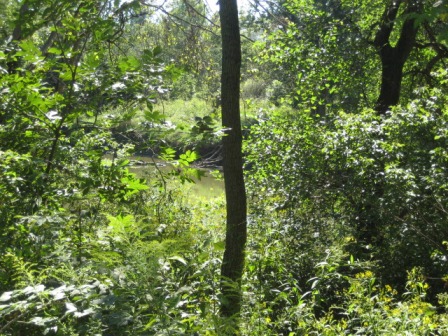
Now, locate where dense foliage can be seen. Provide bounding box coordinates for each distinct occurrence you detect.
[244,99,448,328]
[0,0,447,335]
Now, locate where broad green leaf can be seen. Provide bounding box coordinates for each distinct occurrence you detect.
[65,302,78,314]
[0,291,13,302]
[169,256,187,265]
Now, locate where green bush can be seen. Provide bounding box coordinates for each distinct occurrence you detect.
[243,97,448,332]
[266,80,289,106]
[0,182,227,335]
[241,78,267,100]
[169,72,197,100]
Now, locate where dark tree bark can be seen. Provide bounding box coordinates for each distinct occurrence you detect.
[374,0,422,114]
[359,1,423,249]
[218,0,247,326]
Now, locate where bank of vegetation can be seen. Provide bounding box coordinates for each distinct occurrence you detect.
[1,0,448,335]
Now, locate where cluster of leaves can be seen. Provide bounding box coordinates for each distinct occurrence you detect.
[4,0,448,334]
[243,94,448,333]
[0,38,226,335]
[125,0,222,101]
[0,1,228,335]
[252,0,448,113]
[243,243,448,335]
[0,194,228,335]
[252,0,378,111]
[0,0,164,267]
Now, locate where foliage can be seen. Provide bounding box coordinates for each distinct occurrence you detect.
[0,192,227,335]
[253,0,448,113]
[253,0,378,112]
[126,0,222,100]
[241,78,266,100]
[242,222,448,335]
[0,0,163,265]
[245,96,448,305]
[2,0,448,334]
[116,97,223,157]
[0,1,224,334]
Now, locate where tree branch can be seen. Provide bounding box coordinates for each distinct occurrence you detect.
[374,0,403,49]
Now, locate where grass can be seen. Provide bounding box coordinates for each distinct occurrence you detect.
[156,97,215,126]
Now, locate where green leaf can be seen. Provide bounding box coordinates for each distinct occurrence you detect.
[121,176,149,191]
[179,150,199,165]
[65,302,78,314]
[0,291,13,302]
[47,47,62,55]
[160,147,176,161]
[153,45,162,56]
[74,308,95,318]
[30,316,57,326]
[169,256,187,265]
[107,214,135,232]
[213,241,225,251]
[144,110,164,123]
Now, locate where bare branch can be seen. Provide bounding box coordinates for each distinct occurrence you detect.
[140,0,220,37]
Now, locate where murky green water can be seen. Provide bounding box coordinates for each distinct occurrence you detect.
[127,156,224,199]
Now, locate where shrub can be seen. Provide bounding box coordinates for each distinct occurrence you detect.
[241,78,267,100]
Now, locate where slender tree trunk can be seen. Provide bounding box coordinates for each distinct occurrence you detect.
[218,0,247,327]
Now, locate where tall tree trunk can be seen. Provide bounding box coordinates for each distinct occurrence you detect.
[374,0,422,114]
[218,0,247,327]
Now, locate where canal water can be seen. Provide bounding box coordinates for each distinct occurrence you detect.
[127,156,224,199]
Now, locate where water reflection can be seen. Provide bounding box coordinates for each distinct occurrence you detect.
[127,156,224,199]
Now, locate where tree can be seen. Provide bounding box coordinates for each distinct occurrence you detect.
[244,0,448,305]
[138,0,222,100]
[218,0,247,328]
[253,0,379,113]
[0,0,162,275]
[253,0,448,115]
[374,0,423,114]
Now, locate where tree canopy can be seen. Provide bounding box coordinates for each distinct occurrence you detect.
[0,0,448,334]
